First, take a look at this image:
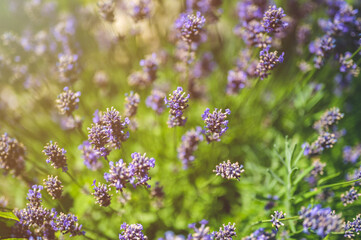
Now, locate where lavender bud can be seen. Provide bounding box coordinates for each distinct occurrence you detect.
[79,141,103,170]
[44,175,63,199]
[104,159,133,192]
[165,87,190,128]
[0,133,26,175]
[92,180,112,207]
[262,5,288,33]
[212,222,237,240]
[177,12,206,44]
[125,92,140,118]
[339,52,360,77]
[313,107,344,132]
[271,211,285,230]
[202,108,231,143]
[187,219,211,240]
[43,141,68,172]
[226,69,249,95]
[303,132,337,157]
[129,152,155,188]
[55,212,85,236]
[341,187,361,206]
[344,214,361,238]
[213,160,244,181]
[178,127,203,169]
[119,223,148,240]
[56,86,81,116]
[256,47,284,80]
[27,185,43,208]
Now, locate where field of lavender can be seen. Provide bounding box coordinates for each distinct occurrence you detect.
[1,0,361,239]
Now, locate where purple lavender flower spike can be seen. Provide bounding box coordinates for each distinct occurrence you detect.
[0,133,26,176]
[43,141,68,172]
[146,89,166,114]
[303,132,337,156]
[54,212,85,236]
[92,180,112,207]
[226,69,249,95]
[344,214,361,238]
[299,204,342,238]
[187,219,212,240]
[104,159,133,192]
[79,141,102,170]
[57,53,79,83]
[56,86,81,116]
[313,107,344,132]
[339,52,360,77]
[213,160,244,181]
[271,211,285,230]
[27,185,43,208]
[341,187,361,206]
[256,47,284,80]
[165,87,190,127]
[125,92,140,118]
[202,108,231,143]
[129,152,155,188]
[178,11,206,44]
[343,145,361,164]
[262,5,288,33]
[44,175,63,199]
[178,127,203,169]
[119,223,148,240]
[212,222,237,240]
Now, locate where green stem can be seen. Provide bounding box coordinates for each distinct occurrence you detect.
[348,45,361,60]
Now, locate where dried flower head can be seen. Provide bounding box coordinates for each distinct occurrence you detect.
[56,86,81,116]
[0,133,26,175]
[213,160,244,181]
[44,176,63,199]
[43,141,68,172]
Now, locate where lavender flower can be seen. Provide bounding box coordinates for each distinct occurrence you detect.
[125,92,140,118]
[79,141,102,170]
[212,222,237,240]
[256,47,284,80]
[159,231,185,240]
[128,71,149,88]
[177,12,206,44]
[202,108,231,143]
[299,204,342,238]
[119,223,148,240]
[305,159,326,186]
[43,141,68,172]
[271,211,285,230]
[213,160,244,181]
[140,53,159,83]
[165,87,190,128]
[178,127,203,169]
[313,107,344,132]
[98,0,115,22]
[56,86,81,116]
[27,185,43,208]
[236,0,267,23]
[0,133,26,175]
[226,69,249,95]
[87,122,111,158]
[57,53,79,83]
[346,167,361,186]
[242,228,276,240]
[44,176,63,199]
[343,145,361,164]
[339,52,360,77]
[236,21,271,48]
[303,132,337,156]
[146,89,166,114]
[54,212,84,236]
[262,5,288,33]
[309,35,335,68]
[344,214,361,238]
[92,180,112,207]
[341,187,361,206]
[129,152,155,188]
[186,0,222,23]
[187,219,212,240]
[104,159,133,192]
[130,0,151,22]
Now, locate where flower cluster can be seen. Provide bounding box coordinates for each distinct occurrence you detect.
[299,204,342,238]
[119,223,148,240]
[129,152,156,188]
[87,107,130,157]
[0,133,26,175]
[344,214,361,238]
[339,52,360,77]
[343,145,361,164]
[213,160,244,181]
[262,5,288,33]
[341,187,361,206]
[129,53,159,88]
[202,108,231,143]
[187,219,212,240]
[27,185,43,207]
[57,53,79,83]
[56,86,81,116]
[54,212,85,236]
[313,107,344,132]
[303,132,337,156]
[104,159,133,192]
[44,175,63,199]
[146,89,166,114]
[178,127,203,169]
[177,12,206,44]
[186,0,222,23]
[270,211,285,230]
[165,87,190,128]
[124,92,140,118]
[212,222,237,240]
[79,141,102,170]
[43,141,68,172]
[256,47,284,80]
[92,180,112,207]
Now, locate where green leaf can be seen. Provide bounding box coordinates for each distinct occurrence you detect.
[0,212,19,222]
